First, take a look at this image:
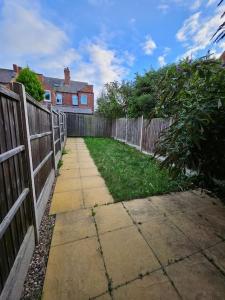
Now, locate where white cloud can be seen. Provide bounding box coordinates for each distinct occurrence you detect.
[142,36,157,55]
[207,0,218,7]
[176,5,225,59]
[158,56,166,67]
[76,43,128,97]
[176,12,201,42]
[0,0,131,100]
[191,0,202,10]
[158,47,171,67]
[0,0,79,73]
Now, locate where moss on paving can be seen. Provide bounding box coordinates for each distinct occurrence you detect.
[84,138,192,202]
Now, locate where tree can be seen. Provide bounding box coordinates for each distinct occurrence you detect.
[97,81,132,118]
[16,67,44,101]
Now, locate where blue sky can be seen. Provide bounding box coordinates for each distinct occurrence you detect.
[0,0,224,96]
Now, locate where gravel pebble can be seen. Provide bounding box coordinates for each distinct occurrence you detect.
[20,182,56,300]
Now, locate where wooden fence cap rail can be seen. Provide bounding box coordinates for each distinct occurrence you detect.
[0,85,20,101]
[26,93,51,114]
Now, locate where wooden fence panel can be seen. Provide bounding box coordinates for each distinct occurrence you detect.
[66,113,112,137]
[0,87,32,294]
[142,118,171,153]
[127,117,142,147]
[0,84,66,298]
[26,95,53,203]
[116,118,127,141]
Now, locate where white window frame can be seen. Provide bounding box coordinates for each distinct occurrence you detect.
[80,94,88,105]
[56,93,63,105]
[44,90,51,102]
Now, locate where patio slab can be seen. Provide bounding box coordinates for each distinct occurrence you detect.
[43,237,108,300]
[123,198,163,223]
[166,253,225,300]
[204,242,225,273]
[94,203,133,233]
[81,175,106,189]
[54,177,82,193]
[113,270,180,300]
[83,186,114,207]
[168,212,221,249]
[51,209,96,247]
[99,226,160,287]
[58,168,80,178]
[140,218,198,265]
[50,190,83,215]
[80,167,100,177]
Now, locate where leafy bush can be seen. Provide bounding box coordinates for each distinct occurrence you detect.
[97,81,130,118]
[16,67,44,101]
[155,58,225,184]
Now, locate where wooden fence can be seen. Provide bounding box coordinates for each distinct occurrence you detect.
[0,83,66,299]
[112,116,172,154]
[66,113,112,137]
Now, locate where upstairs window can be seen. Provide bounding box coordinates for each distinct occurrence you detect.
[72,95,78,106]
[80,94,88,105]
[44,90,51,102]
[56,93,62,105]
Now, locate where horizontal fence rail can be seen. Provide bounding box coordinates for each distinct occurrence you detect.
[0,83,66,299]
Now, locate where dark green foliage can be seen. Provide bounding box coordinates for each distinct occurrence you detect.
[97,66,174,119]
[85,138,191,201]
[16,67,44,101]
[155,58,225,184]
[97,81,132,118]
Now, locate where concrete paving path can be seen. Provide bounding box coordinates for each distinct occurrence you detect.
[43,138,225,300]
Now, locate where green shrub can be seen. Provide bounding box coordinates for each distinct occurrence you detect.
[155,58,225,184]
[16,67,44,101]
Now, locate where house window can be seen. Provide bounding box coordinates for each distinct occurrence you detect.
[56,93,62,105]
[44,90,51,102]
[80,94,88,105]
[72,95,78,106]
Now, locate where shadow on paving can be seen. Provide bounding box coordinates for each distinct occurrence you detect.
[42,138,225,300]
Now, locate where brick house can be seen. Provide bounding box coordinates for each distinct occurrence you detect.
[0,64,94,114]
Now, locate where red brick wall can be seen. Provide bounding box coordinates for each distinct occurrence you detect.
[42,82,94,112]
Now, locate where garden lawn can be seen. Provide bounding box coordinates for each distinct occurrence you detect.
[84,138,191,202]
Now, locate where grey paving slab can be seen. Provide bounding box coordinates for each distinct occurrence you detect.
[166,253,225,300]
[113,270,180,300]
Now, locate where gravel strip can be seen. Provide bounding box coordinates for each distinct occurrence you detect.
[20,186,56,300]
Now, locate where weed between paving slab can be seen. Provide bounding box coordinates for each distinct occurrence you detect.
[20,181,56,300]
[121,202,183,299]
[91,208,113,300]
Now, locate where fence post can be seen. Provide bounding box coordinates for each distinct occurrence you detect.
[125,115,128,143]
[50,106,57,171]
[12,82,39,243]
[58,112,62,153]
[140,115,144,151]
[115,118,118,140]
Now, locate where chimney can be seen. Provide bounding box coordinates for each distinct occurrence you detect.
[13,64,19,74]
[64,67,70,85]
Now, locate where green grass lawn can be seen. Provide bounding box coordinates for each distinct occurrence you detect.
[84,137,192,202]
